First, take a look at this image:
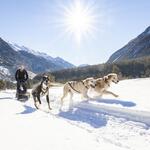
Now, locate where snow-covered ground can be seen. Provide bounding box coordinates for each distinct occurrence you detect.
[0,78,150,150]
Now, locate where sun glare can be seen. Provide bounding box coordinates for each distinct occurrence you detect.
[61,1,97,43]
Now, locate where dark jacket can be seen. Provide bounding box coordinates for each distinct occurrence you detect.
[15,69,28,82]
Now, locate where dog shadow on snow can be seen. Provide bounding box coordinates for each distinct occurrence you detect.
[18,105,36,114]
[59,107,107,128]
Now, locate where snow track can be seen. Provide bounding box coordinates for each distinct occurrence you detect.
[77,101,150,127]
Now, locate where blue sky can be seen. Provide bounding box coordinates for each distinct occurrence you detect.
[0,0,150,65]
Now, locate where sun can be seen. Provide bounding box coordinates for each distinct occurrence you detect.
[61,1,97,43]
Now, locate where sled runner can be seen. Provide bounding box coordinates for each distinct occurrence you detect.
[16,91,30,102]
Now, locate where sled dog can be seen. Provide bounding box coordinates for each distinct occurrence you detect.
[61,77,96,108]
[32,75,52,110]
[93,73,119,97]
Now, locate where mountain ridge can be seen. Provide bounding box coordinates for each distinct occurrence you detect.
[107,26,150,63]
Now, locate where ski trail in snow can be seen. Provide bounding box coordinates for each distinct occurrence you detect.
[58,101,150,150]
[77,101,150,127]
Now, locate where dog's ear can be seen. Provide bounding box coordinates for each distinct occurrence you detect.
[107,74,114,80]
[83,78,90,86]
[83,78,88,84]
[95,78,100,83]
[47,76,51,81]
[103,76,108,82]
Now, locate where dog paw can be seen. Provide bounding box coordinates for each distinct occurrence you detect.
[49,107,52,110]
[35,105,39,109]
[34,102,39,109]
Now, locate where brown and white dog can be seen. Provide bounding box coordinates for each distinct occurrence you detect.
[93,73,119,98]
[61,77,96,108]
[32,75,52,110]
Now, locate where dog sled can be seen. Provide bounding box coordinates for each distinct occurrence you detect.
[16,81,30,102]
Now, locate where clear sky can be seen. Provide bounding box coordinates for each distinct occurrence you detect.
[0,0,150,66]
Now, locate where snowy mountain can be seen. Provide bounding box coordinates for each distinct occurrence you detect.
[0,78,150,150]
[53,57,76,69]
[0,66,11,80]
[78,64,89,67]
[7,40,75,70]
[8,42,54,60]
[0,37,75,79]
[107,26,150,63]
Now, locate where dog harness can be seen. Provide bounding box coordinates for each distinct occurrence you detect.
[68,81,89,93]
[68,82,81,93]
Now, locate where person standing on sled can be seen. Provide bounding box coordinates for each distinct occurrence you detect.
[15,65,28,96]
